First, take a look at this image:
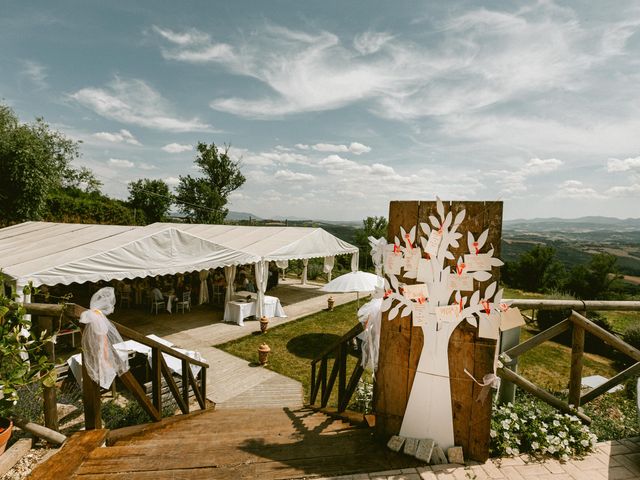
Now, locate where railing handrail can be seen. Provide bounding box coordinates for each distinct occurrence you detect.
[506,299,640,311]
[111,321,209,368]
[311,322,363,364]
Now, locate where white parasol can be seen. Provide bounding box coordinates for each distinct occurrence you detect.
[321,271,384,306]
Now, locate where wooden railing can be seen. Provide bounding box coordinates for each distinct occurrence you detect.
[499,299,640,423]
[309,322,364,412]
[23,303,209,432]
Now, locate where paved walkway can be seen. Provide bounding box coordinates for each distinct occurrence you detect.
[318,438,640,479]
[112,278,360,409]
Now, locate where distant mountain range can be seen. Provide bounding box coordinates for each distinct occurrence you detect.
[226,211,360,226]
[504,216,640,232]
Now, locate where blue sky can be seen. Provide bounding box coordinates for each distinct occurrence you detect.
[2,1,640,221]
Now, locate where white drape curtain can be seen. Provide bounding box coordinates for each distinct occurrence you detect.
[198,270,209,305]
[323,256,335,282]
[224,265,236,303]
[351,252,359,272]
[301,258,308,285]
[255,260,269,318]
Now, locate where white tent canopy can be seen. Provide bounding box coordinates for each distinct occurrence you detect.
[0,222,259,288]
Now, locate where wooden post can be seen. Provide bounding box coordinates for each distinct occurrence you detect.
[151,347,162,414]
[39,316,59,431]
[81,358,102,430]
[569,322,585,408]
[375,200,502,462]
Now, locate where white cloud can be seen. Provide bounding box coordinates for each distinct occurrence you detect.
[162,142,193,153]
[165,176,180,186]
[71,77,213,132]
[152,25,209,46]
[607,156,640,172]
[557,180,606,199]
[311,142,371,155]
[295,144,309,150]
[353,31,394,55]
[274,169,315,182]
[138,162,157,170]
[108,158,135,168]
[606,183,640,196]
[93,129,141,146]
[21,60,48,89]
[486,157,563,196]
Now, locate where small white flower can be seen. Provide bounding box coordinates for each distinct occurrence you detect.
[531,441,540,450]
[490,429,497,438]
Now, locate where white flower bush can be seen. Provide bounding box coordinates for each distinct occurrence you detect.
[490,399,597,459]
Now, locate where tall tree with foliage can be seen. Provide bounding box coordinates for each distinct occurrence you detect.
[502,245,566,293]
[0,104,85,225]
[354,216,388,270]
[128,178,172,224]
[174,142,245,224]
[566,253,620,299]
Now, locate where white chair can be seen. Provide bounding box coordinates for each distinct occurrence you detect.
[120,284,132,308]
[212,284,224,304]
[176,291,191,314]
[150,289,165,315]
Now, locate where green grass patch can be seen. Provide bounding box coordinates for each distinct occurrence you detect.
[217,300,362,402]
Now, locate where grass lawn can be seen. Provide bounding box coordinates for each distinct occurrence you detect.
[217,300,363,403]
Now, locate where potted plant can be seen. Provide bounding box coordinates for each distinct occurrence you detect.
[0,279,56,455]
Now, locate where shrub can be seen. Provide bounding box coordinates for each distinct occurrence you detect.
[101,397,178,429]
[348,379,373,414]
[490,398,597,460]
[623,325,640,352]
[536,310,615,357]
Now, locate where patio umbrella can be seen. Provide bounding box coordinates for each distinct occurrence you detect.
[321,271,384,306]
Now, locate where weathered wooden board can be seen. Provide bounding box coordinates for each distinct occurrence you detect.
[374,200,502,462]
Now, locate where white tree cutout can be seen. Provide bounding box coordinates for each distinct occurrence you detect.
[381,198,504,449]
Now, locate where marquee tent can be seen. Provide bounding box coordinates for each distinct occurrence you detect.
[151,223,360,317]
[0,222,360,319]
[0,222,259,291]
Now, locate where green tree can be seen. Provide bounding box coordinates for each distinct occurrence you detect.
[504,245,566,293]
[0,105,84,224]
[354,216,388,270]
[128,178,172,224]
[566,253,620,299]
[174,142,245,224]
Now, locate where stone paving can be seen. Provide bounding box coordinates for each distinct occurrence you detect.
[318,438,640,480]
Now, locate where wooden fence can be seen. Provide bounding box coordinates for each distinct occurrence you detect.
[23,303,209,431]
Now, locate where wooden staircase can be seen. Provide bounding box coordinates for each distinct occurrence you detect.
[31,407,420,479]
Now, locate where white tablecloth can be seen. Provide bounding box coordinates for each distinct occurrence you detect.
[223,295,286,326]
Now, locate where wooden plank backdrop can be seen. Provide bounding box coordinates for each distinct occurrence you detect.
[374,200,503,462]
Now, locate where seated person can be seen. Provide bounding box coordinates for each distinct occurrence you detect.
[244,277,257,293]
[151,287,164,302]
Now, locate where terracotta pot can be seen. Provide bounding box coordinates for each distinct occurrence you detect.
[327,296,335,311]
[0,417,13,456]
[259,316,269,333]
[258,343,271,365]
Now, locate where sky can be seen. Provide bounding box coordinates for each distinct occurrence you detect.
[1,0,640,221]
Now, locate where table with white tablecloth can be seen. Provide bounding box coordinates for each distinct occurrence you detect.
[223,295,286,326]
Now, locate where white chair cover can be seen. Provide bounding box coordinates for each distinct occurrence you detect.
[80,287,129,389]
[351,251,359,272]
[357,297,383,373]
[255,260,269,318]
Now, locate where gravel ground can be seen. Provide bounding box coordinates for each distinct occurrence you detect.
[2,447,55,480]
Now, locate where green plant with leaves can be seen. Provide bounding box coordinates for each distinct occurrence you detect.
[175,142,245,224]
[128,178,173,224]
[490,398,597,460]
[0,281,56,417]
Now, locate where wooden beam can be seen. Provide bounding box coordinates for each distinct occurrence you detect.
[39,316,58,431]
[0,438,32,478]
[506,299,640,311]
[181,359,190,413]
[151,348,162,414]
[11,417,66,445]
[187,364,206,410]
[570,311,640,362]
[119,371,161,422]
[503,318,571,360]
[160,355,189,413]
[321,356,341,408]
[581,362,640,405]
[568,325,585,408]
[312,323,363,363]
[340,363,365,412]
[496,367,591,423]
[112,321,209,368]
[29,429,108,480]
[81,353,102,430]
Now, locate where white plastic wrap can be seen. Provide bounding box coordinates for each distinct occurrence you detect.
[357,297,383,373]
[80,287,129,389]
